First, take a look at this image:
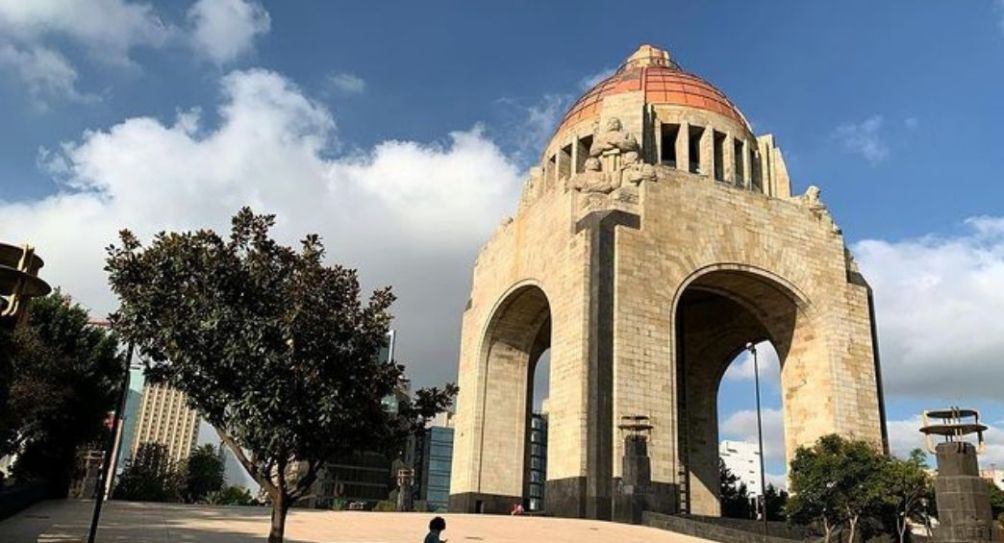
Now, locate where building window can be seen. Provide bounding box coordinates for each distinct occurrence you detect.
[545,154,556,183]
[575,135,593,173]
[558,144,572,180]
[734,139,744,185]
[688,125,704,174]
[713,130,726,182]
[660,123,679,167]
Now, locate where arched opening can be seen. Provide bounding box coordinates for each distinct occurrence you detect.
[673,268,811,517]
[474,284,551,513]
[717,341,785,519]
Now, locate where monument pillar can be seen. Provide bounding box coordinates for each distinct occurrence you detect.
[921,408,1003,543]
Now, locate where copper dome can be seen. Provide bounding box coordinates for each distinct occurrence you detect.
[555,45,750,138]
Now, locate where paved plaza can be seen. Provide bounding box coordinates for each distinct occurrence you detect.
[0,500,713,543]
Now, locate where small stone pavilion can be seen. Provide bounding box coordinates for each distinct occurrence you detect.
[449,45,887,520]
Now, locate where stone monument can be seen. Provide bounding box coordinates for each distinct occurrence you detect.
[920,408,1003,542]
[449,44,886,520]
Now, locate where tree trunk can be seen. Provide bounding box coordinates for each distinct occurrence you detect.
[822,518,833,543]
[847,515,858,543]
[269,493,289,543]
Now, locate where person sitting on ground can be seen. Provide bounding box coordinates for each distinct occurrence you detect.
[425,516,447,543]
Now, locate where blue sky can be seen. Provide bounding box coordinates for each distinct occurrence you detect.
[3,1,1004,485]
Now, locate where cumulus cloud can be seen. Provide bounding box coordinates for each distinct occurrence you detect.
[0,68,522,388]
[579,66,615,90]
[187,0,270,65]
[0,44,98,108]
[0,0,171,104]
[832,115,889,165]
[722,341,780,385]
[721,407,786,465]
[0,0,273,105]
[0,0,172,63]
[326,72,366,94]
[853,217,1004,400]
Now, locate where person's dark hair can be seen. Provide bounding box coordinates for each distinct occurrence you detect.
[429,516,446,531]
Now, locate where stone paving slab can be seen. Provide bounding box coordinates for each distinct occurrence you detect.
[0,500,714,543]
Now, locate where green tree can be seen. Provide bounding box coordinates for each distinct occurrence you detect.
[987,480,1004,524]
[787,434,887,543]
[105,208,457,543]
[881,449,932,543]
[764,483,788,522]
[0,292,124,495]
[207,485,255,506]
[183,444,225,503]
[113,442,182,502]
[719,458,752,518]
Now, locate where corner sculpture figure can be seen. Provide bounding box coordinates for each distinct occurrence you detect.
[571,157,618,194]
[920,408,1004,543]
[450,44,887,521]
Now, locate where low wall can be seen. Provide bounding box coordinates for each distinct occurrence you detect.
[643,512,815,543]
[0,482,50,521]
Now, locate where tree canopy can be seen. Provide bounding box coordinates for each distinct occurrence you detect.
[0,292,124,495]
[183,444,226,503]
[105,208,456,543]
[787,434,934,543]
[719,458,752,519]
[113,442,182,502]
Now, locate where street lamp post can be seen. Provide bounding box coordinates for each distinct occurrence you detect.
[745,342,769,541]
[87,340,134,543]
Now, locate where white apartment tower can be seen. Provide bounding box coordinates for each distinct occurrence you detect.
[132,383,200,465]
[719,440,763,497]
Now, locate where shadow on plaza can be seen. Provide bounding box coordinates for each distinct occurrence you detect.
[0,499,331,543]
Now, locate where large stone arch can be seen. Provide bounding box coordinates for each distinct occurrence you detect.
[670,265,823,515]
[452,282,551,513]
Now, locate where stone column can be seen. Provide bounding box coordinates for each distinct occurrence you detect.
[699,127,713,178]
[677,122,690,173]
[740,140,751,189]
[932,442,1000,542]
[723,133,735,183]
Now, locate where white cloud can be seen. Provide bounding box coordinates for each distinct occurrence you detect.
[579,66,615,90]
[0,44,98,107]
[832,115,889,165]
[0,0,172,105]
[722,341,780,384]
[187,0,270,65]
[0,0,172,64]
[326,72,366,95]
[904,116,919,129]
[721,408,786,465]
[853,218,1004,400]
[0,68,522,388]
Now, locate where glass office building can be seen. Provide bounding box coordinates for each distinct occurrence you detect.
[419,426,454,512]
[528,413,547,511]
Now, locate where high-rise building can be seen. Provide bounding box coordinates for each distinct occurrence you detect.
[527,413,547,511]
[132,383,200,465]
[413,412,454,512]
[719,440,763,497]
[981,465,1004,490]
[113,368,145,474]
[299,330,405,509]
